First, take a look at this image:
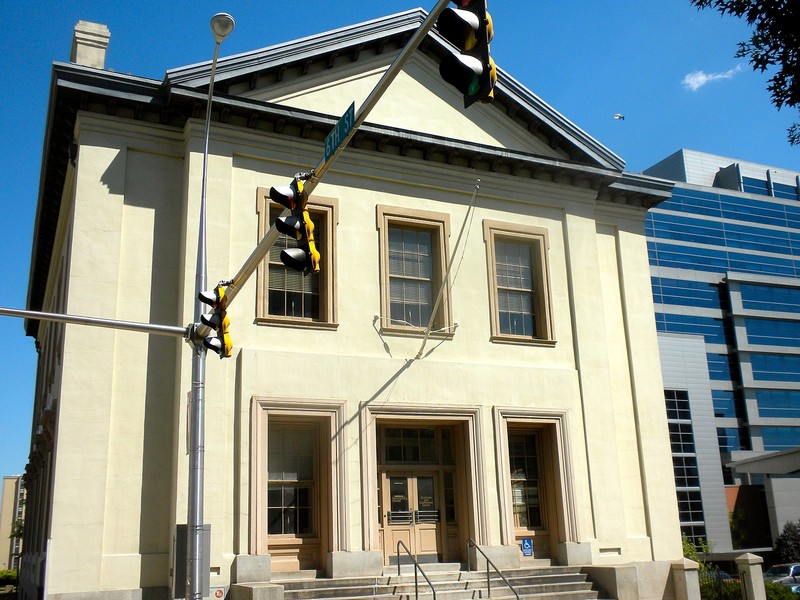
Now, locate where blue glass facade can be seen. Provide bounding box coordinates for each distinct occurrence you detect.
[649,183,800,448]
[646,154,800,548]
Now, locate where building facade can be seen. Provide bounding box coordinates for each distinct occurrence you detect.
[0,475,25,571]
[645,149,800,554]
[21,12,687,600]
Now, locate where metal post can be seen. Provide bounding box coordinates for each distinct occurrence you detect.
[0,306,188,338]
[187,13,234,600]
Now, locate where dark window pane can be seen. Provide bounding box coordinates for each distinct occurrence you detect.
[267,509,283,535]
[267,208,322,320]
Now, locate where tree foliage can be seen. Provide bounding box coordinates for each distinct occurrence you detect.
[682,534,714,571]
[765,581,798,600]
[8,519,22,540]
[774,520,800,563]
[690,0,800,145]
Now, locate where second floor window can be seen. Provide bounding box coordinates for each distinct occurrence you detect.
[256,187,337,327]
[268,206,321,319]
[484,220,554,345]
[377,206,452,335]
[495,239,535,336]
[389,226,433,327]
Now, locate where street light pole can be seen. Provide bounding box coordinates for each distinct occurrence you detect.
[187,12,234,600]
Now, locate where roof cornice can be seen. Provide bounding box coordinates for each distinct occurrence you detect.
[166,9,427,88]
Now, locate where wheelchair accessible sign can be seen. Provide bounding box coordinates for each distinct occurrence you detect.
[521,538,533,557]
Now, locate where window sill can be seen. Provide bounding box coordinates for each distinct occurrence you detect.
[379,324,456,340]
[490,334,556,347]
[266,535,320,544]
[256,317,339,331]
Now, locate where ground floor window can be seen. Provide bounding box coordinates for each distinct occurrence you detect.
[508,431,542,529]
[268,423,317,536]
[252,399,344,572]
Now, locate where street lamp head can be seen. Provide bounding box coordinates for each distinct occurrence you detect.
[210,13,235,43]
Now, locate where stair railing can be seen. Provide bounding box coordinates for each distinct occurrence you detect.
[465,539,520,600]
[396,540,437,600]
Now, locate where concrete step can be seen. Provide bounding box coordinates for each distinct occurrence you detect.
[277,566,605,600]
[384,563,464,577]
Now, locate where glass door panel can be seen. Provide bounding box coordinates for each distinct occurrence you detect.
[381,474,442,564]
[388,477,413,524]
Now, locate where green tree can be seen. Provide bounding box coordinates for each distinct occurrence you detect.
[690,0,800,145]
[9,519,22,540]
[774,520,800,563]
[682,534,713,571]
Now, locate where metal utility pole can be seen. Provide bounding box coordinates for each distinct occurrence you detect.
[182,12,236,600]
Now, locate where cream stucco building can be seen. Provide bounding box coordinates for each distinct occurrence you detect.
[21,11,691,600]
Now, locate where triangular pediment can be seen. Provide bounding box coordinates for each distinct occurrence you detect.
[166,9,624,171]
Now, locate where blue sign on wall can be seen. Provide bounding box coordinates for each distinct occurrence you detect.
[521,538,533,557]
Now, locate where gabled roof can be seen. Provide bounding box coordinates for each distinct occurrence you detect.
[166,9,626,171]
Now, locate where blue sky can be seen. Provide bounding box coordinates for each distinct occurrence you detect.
[0,1,797,477]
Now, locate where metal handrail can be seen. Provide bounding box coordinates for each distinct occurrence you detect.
[466,539,520,600]
[396,541,437,600]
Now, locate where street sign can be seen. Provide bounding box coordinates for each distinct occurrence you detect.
[521,538,533,557]
[323,102,355,164]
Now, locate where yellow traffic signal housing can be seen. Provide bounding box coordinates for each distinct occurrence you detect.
[199,285,232,358]
[436,0,496,108]
[270,175,321,274]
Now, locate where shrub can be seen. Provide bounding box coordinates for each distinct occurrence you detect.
[765,581,797,600]
[0,570,17,586]
[682,534,713,571]
[699,573,741,600]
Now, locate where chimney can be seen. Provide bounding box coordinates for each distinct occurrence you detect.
[70,21,110,69]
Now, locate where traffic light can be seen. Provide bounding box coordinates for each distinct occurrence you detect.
[198,284,232,358]
[436,0,496,108]
[269,174,321,274]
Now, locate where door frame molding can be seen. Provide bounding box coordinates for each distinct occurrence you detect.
[360,402,487,555]
[493,407,580,548]
[250,396,349,558]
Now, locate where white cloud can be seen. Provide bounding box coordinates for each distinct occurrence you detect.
[682,65,743,91]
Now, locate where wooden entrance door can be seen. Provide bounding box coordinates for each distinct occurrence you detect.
[381,474,442,564]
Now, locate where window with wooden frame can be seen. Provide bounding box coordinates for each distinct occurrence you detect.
[484,220,554,344]
[508,430,543,529]
[268,422,317,536]
[256,187,337,328]
[376,206,452,335]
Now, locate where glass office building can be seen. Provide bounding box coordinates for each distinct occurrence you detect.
[645,149,800,553]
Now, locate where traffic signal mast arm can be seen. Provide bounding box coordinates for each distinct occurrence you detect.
[216,0,454,312]
[0,306,189,338]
